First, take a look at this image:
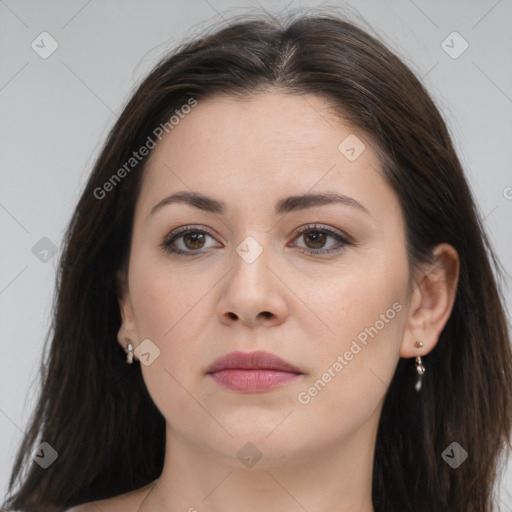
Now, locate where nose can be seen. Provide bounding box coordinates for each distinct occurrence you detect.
[216,243,289,328]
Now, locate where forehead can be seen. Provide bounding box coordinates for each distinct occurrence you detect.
[145,91,365,169]
[136,92,398,222]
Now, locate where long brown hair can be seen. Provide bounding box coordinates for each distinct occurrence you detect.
[3,9,511,512]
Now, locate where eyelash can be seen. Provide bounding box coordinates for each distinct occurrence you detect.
[159,224,352,257]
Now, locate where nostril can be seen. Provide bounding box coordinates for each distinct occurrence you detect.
[259,311,272,319]
[226,312,238,320]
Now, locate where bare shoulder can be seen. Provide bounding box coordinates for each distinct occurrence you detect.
[65,503,106,512]
[64,497,128,512]
[65,504,100,512]
[64,481,155,512]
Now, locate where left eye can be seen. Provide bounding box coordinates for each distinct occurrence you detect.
[290,226,351,255]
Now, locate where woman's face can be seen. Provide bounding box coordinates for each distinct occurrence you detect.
[119,91,414,466]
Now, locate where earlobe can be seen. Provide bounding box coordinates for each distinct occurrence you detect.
[400,243,459,358]
[117,302,139,363]
[123,333,134,364]
[116,267,138,357]
[117,293,137,347]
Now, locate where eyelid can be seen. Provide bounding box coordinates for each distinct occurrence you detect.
[292,223,352,242]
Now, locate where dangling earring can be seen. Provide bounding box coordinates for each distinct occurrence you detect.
[414,340,425,391]
[125,338,134,364]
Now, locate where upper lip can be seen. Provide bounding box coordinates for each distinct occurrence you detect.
[207,350,303,374]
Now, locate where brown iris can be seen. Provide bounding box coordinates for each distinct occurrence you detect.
[303,230,327,249]
[183,231,206,250]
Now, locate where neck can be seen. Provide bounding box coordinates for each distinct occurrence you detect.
[142,410,380,512]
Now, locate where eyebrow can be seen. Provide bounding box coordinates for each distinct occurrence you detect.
[148,190,370,218]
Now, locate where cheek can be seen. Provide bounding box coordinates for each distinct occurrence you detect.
[299,251,408,398]
[291,294,406,446]
[308,257,405,338]
[127,249,221,390]
[127,257,211,422]
[129,248,211,340]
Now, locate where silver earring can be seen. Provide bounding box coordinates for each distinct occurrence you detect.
[414,340,425,391]
[125,338,134,364]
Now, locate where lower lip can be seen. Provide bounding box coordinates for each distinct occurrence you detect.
[209,369,301,392]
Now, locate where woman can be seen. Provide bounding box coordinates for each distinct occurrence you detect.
[3,10,511,512]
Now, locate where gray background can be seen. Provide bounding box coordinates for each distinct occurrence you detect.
[1,0,511,508]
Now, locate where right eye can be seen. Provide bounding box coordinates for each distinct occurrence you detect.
[160,226,222,256]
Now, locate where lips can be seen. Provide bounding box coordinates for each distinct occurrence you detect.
[207,350,303,374]
[207,350,304,392]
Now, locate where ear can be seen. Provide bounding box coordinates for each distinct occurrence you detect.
[400,243,459,358]
[116,266,138,359]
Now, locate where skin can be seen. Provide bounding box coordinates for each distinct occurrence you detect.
[71,91,459,512]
